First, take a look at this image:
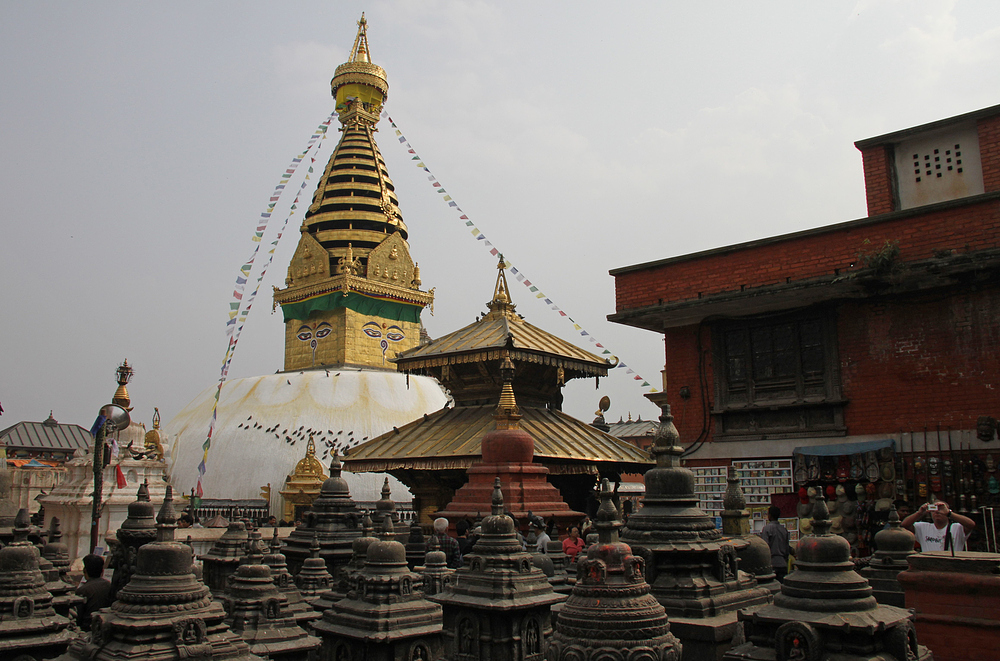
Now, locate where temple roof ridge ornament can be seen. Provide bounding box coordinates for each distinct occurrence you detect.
[485,255,518,319]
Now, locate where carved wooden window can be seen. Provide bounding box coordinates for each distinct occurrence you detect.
[712,310,845,439]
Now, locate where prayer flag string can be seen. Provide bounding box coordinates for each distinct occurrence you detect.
[384,111,658,394]
[197,113,334,498]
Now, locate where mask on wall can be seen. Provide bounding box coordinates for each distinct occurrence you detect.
[296,322,333,366]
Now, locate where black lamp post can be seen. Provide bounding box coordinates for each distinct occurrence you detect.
[90,361,133,554]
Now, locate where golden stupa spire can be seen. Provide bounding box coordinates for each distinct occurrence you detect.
[272,16,433,372]
[494,353,521,429]
[485,255,517,319]
[349,13,372,64]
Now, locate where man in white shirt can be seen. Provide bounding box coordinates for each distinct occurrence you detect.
[531,521,551,553]
[902,500,975,552]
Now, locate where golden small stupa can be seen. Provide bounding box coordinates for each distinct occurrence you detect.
[279,437,328,522]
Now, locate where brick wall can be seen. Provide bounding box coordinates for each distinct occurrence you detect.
[658,282,1000,440]
[613,197,1000,314]
[978,114,1000,193]
[860,145,896,216]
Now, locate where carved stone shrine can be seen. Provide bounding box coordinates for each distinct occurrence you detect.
[313,514,378,612]
[548,479,681,661]
[0,509,73,661]
[418,538,455,597]
[108,481,158,600]
[621,401,771,661]
[221,562,320,661]
[314,518,443,661]
[56,487,262,661]
[721,466,780,596]
[726,496,931,661]
[281,454,361,575]
[859,505,915,608]
[260,527,320,628]
[432,477,563,661]
[202,520,249,595]
[293,532,334,608]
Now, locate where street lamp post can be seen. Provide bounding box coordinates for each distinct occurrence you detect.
[89,361,133,554]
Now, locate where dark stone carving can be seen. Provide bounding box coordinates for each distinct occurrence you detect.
[259,527,321,627]
[109,481,158,600]
[405,520,427,570]
[859,504,916,608]
[202,520,249,594]
[431,477,562,661]
[548,479,681,661]
[725,496,932,661]
[418,537,455,597]
[314,517,443,661]
[295,532,334,607]
[281,454,362,575]
[312,515,378,612]
[621,402,771,659]
[221,560,320,660]
[0,509,73,660]
[55,488,261,661]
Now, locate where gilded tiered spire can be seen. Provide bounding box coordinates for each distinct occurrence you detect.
[485,255,517,319]
[273,15,433,371]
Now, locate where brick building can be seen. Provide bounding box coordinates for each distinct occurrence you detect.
[609,105,1000,537]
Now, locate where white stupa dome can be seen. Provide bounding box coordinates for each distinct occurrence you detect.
[165,370,448,513]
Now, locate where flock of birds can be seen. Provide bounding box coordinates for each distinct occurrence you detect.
[236,414,369,460]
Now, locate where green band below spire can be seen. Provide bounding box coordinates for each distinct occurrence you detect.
[281,291,423,324]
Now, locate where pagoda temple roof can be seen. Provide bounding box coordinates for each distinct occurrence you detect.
[395,259,609,378]
[343,404,652,474]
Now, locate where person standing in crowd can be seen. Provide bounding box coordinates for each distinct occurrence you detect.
[531,521,551,553]
[902,500,976,552]
[456,519,475,556]
[429,517,463,569]
[562,525,585,562]
[759,506,793,582]
[76,554,114,630]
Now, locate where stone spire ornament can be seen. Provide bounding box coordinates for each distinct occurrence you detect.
[35,516,82,619]
[294,533,333,608]
[404,518,427,570]
[221,560,320,660]
[109,480,157,599]
[859,504,917,608]
[313,503,443,661]
[313,514,379,612]
[418,536,455,597]
[725,496,931,661]
[374,476,399,530]
[621,399,770,659]
[432,477,563,659]
[202,520,249,594]
[260,527,320,628]
[721,466,780,595]
[56,500,262,661]
[0,509,73,660]
[281,453,362,575]
[549,479,681,661]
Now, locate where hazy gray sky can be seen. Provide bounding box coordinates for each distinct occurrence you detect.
[3,1,999,434]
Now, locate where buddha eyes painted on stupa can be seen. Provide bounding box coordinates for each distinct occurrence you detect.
[361,321,404,343]
[296,322,333,342]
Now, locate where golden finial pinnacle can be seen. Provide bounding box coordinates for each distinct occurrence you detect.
[486,254,516,316]
[494,353,521,429]
[350,13,371,64]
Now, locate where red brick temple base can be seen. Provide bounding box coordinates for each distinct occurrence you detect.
[897,551,1000,661]
[437,425,582,534]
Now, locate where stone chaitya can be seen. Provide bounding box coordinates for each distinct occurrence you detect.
[313,518,443,661]
[281,454,362,575]
[221,558,320,660]
[726,495,931,661]
[432,478,564,661]
[548,479,681,661]
[57,487,262,661]
[36,517,83,619]
[405,519,427,570]
[0,509,74,661]
[621,400,771,660]
[260,528,321,628]
[859,504,916,608]
[293,533,333,607]
[108,481,158,599]
[720,466,780,596]
[312,514,379,612]
[202,520,250,595]
[418,538,455,597]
